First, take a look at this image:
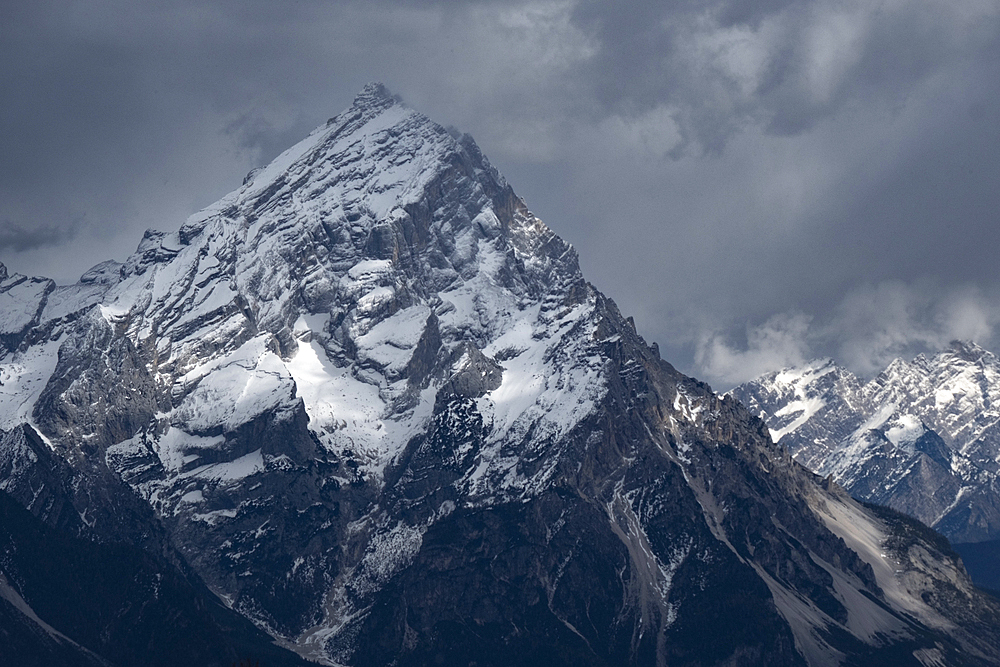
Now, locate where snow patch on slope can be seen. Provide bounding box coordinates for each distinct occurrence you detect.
[0,278,51,335]
[884,414,925,449]
[480,301,603,444]
[0,336,63,433]
[355,305,430,376]
[153,428,227,473]
[771,396,826,442]
[766,359,837,442]
[172,336,295,433]
[182,448,265,483]
[286,316,436,475]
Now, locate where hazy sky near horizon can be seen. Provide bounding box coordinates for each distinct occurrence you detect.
[3,0,1000,388]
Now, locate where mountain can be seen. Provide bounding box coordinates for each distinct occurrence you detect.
[0,487,313,667]
[2,83,1000,666]
[732,341,1000,544]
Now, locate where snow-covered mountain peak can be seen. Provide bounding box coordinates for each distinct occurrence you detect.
[349,81,399,113]
[772,357,838,387]
[945,338,991,363]
[734,341,1000,541]
[770,358,849,400]
[862,341,1000,439]
[0,84,596,505]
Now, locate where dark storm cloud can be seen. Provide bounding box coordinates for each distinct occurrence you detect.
[0,0,343,282]
[0,219,79,253]
[564,0,997,149]
[2,0,999,389]
[513,0,1000,387]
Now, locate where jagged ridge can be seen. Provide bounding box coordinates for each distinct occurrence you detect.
[732,341,1000,543]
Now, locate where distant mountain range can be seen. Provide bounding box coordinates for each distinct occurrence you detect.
[2,84,1000,665]
[733,340,1000,544]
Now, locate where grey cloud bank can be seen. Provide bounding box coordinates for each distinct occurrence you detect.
[3,0,999,388]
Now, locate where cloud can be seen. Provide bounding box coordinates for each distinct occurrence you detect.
[0,219,79,253]
[563,0,1000,151]
[940,288,995,344]
[826,281,1000,376]
[694,281,1000,387]
[695,312,813,388]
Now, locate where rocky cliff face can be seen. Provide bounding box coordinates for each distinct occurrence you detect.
[733,342,1000,544]
[2,84,999,666]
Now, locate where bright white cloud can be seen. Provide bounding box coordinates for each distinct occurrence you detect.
[829,281,1000,376]
[696,312,813,388]
[696,281,1000,386]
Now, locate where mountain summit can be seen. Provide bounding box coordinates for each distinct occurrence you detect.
[2,86,1000,666]
[733,341,1000,543]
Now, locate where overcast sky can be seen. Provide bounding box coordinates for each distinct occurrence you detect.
[3,0,1000,389]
